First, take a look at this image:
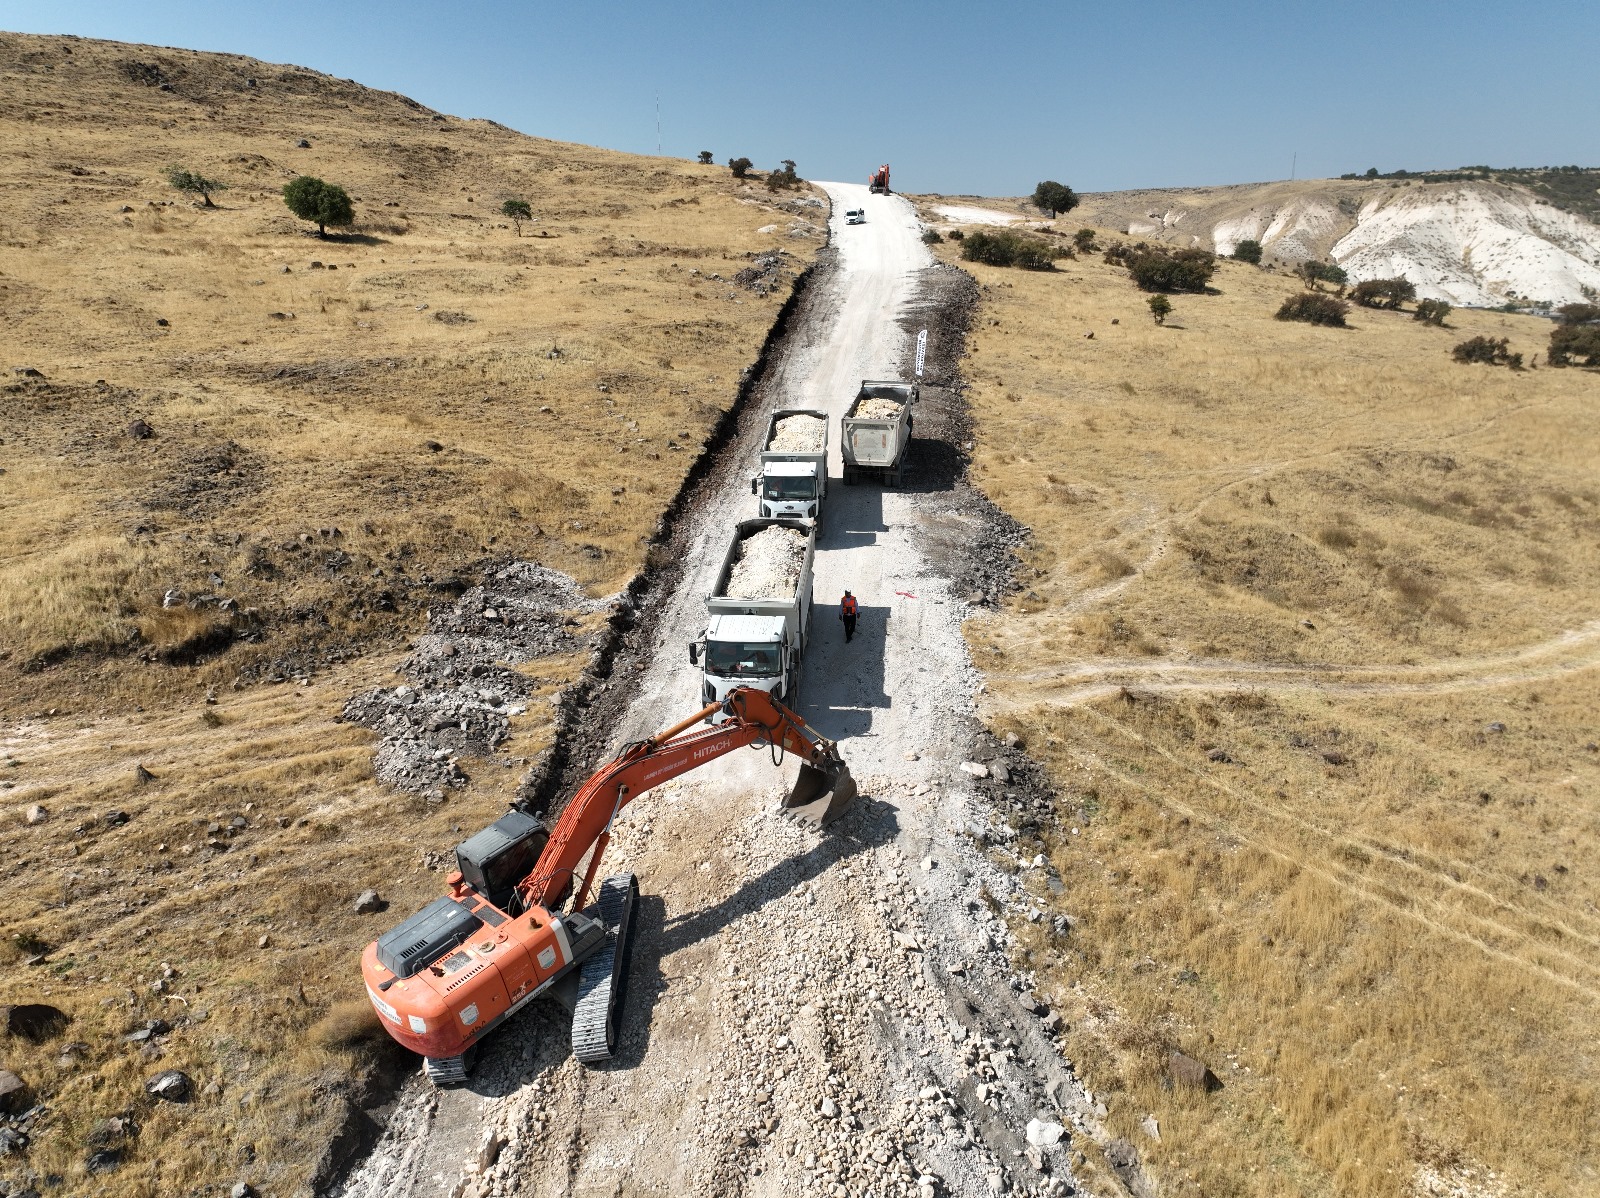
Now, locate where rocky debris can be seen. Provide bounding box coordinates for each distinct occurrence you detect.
[127,418,154,439]
[1168,1050,1221,1092]
[86,1147,124,1172]
[1206,748,1233,764]
[231,1184,255,1198]
[353,890,386,915]
[856,396,905,419]
[733,251,787,296]
[145,1069,191,1102]
[724,525,807,600]
[343,561,606,793]
[23,804,47,825]
[959,761,990,778]
[768,412,826,453]
[3,1004,69,1044]
[1139,1114,1160,1142]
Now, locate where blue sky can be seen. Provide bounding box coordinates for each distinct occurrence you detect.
[4,0,1596,195]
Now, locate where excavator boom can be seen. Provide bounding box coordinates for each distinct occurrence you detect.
[360,688,854,1077]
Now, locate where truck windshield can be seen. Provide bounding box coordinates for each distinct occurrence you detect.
[763,475,818,500]
[705,641,781,677]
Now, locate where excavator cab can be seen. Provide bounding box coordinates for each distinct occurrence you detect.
[455,810,549,911]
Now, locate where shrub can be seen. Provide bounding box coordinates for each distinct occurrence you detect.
[947,229,964,241]
[1276,293,1349,326]
[1547,324,1600,366]
[1452,336,1522,367]
[1127,247,1216,293]
[1147,295,1173,325]
[1296,260,1347,289]
[728,156,753,179]
[166,165,227,208]
[1351,277,1417,309]
[281,176,353,237]
[1555,302,1600,325]
[1073,228,1098,253]
[1031,180,1079,218]
[1413,298,1451,325]
[921,229,943,245]
[765,160,801,191]
[960,228,1062,270]
[500,198,532,236]
[1231,238,1263,265]
[697,150,714,165]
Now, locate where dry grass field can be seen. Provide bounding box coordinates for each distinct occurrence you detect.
[923,213,1600,1196]
[0,31,818,1197]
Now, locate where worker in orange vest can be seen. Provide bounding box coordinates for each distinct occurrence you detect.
[840,591,858,642]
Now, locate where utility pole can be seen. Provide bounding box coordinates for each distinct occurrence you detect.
[1291,151,1297,181]
[655,93,661,155]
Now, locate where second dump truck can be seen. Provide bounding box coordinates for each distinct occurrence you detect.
[690,518,815,713]
[752,408,828,523]
[841,380,917,486]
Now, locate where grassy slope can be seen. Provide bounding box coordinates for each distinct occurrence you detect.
[0,32,818,1197]
[922,217,1600,1197]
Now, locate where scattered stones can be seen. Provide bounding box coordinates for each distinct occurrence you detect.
[1205,748,1233,764]
[231,1184,255,1198]
[134,763,158,784]
[1140,1113,1161,1142]
[1321,750,1348,766]
[145,1069,192,1102]
[819,1097,839,1118]
[476,1128,505,1172]
[24,803,48,825]
[85,1147,124,1173]
[353,889,386,915]
[959,761,990,778]
[127,418,154,440]
[104,808,131,825]
[1486,721,1506,734]
[989,761,1010,783]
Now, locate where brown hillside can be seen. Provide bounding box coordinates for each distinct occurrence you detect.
[924,213,1600,1197]
[0,31,818,1198]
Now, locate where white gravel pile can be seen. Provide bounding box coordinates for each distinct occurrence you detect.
[724,525,807,600]
[854,397,904,420]
[768,413,826,453]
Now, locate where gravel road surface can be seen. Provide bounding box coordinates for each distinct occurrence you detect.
[335,183,1109,1198]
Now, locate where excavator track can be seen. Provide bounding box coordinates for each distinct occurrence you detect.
[423,1044,477,1086]
[571,873,639,1064]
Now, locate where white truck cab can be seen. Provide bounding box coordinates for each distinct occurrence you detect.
[754,459,822,521]
[695,613,787,709]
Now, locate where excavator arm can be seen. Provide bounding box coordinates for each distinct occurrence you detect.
[519,687,855,913]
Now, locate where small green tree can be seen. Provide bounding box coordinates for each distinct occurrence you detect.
[1128,248,1216,293]
[1276,293,1350,326]
[728,156,753,179]
[960,229,1062,270]
[1555,302,1600,325]
[697,151,714,165]
[1413,298,1451,326]
[1073,227,1098,253]
[166,165,228,208]
[1452,336,1521,367]
[282,176,354,238]
[1147,294,1173,325]
[1297,260,1347,290]
[1351,277,1417,309]
[1548,324,1600,366]
[1231,238,1263,265]
[765,159,801,191]
[500,198,532,236]
[1031,180,1079,218]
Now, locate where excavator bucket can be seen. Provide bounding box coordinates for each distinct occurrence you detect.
[781,758,858,828]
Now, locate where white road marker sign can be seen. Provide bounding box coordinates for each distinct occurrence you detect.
[914,328,928,378]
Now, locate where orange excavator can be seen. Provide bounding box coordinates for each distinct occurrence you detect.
[361,687,856,1083]
[868,164,891,194]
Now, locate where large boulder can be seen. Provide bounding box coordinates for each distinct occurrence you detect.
[1168,1050,1222,1092]
[0,1069,28,1113]
[145,1069,191,1103]
[3,1003,70,1043]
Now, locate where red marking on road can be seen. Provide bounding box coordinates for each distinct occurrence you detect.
[896,591,919,600]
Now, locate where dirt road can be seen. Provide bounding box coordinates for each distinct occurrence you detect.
[335,185,1101,1198]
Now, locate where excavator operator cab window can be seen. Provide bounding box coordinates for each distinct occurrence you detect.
[455,810,549,912]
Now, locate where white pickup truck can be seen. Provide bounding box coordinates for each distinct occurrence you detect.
[751,408,828,523]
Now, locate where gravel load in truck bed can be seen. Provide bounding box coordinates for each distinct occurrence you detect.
[768,413,826,453]
[853,397,904,419]
[724,525,808,600]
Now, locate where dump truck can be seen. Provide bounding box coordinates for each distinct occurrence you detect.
[841,380,917,486]
[751,408,828,523]
[361,688,856,1083]
[868,164,891,194]
[691,518,814,712]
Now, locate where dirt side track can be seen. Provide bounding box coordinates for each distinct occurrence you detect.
[334,186,1126,1198]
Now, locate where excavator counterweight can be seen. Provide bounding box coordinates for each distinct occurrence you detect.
[361,687,854,1082]
[868,164,891,194]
